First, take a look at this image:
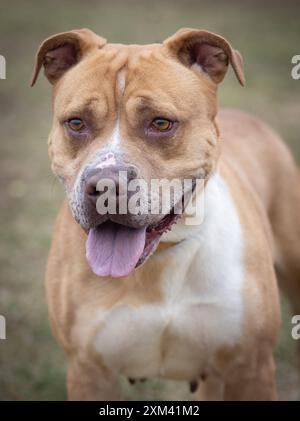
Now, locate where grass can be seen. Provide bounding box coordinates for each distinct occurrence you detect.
[0,0,300,400]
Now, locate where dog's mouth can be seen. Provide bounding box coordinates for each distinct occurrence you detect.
[85,209,181,278]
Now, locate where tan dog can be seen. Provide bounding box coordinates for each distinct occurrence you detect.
[32,28,300,400]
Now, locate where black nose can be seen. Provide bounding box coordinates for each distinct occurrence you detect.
[85,165,138,206]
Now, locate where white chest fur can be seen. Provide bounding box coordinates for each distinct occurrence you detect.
[91,174,245,380]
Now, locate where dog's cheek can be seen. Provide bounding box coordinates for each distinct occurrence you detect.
[184,125,219,179]
[47,127,76,188]
[68,175,89,228]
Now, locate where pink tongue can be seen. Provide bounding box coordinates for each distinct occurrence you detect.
[86,222,146,278]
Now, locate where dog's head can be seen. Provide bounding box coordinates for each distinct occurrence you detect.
[32,28,244,277]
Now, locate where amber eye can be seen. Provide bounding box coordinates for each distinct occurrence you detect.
[151,118,173,132]
[67,118,85,131]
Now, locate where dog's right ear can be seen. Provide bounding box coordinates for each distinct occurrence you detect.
[31,29,106,86]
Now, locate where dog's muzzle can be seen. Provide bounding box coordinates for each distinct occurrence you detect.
[67,151,184,278]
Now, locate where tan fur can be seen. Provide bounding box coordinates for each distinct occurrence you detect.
[32,28,300,400]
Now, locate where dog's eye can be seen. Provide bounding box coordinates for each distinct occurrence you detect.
[67,118,85,132]
[151,118,173,132]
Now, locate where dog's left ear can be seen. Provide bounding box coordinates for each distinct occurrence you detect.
[31,28,106,86]
[163,28,245,86]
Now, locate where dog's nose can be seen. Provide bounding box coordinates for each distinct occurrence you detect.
[85,165,138,205]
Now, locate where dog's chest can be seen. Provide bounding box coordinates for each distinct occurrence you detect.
[91,175,245,380]
[92,278,242,380]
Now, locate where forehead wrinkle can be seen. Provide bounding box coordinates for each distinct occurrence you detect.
[57,94,108,120]
[103,48,128,119]
[127,92,185,118]
[116,67,127,98]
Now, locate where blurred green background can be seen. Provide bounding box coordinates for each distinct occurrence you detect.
[0,0,300,400]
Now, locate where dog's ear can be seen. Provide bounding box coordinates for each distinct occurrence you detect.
[163,28,245,86]
[31,29,106,86]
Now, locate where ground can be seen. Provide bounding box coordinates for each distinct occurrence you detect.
[0,0,300,400]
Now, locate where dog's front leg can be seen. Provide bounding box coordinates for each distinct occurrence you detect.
[67,357,121,401]
[195,373,225,401]
[223,352,277,401]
